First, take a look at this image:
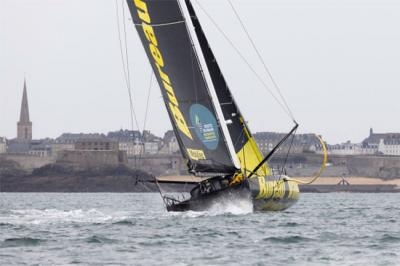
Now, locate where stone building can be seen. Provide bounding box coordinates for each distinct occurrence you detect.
[361,128,384,154]
[17,79,32,141]
[317,128,400,156]
[107,129,143,156]
[7,80,32,154]
[52,133,101,156]
[324,141,362,156]
[142,130,163,154]
[6,81,53,158]
[362,128,400,156]
[29,139,52,157]
[0,137,6,154]
[55,133,105,144]
[143,142,159,154]
[159,130,180,154]
[119,141,143,156]
[254,132,320,154]
[107,129,141,142]
[56,134,126,169]
[51,143,75,155]
[253,132,283,154]
[75,137,119,151]
[378,138,400,156]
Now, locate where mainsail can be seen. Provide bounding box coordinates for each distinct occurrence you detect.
[127,0,269,176]
[126,0,240,175]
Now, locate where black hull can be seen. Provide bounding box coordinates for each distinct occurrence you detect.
[165,176,300,212]
[166,181,250,212]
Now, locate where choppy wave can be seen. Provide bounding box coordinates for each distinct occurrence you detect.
[112,219,136,225]
[380,234,400,243]
[281,221,300,227]
[2,237,44,248]
[262,235,314,244]
[1,193,399,265]
[85,235,118,244]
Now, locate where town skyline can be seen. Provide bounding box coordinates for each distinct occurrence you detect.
[1,0,400,144]
[0,78,398,146]
[0,78,396,153]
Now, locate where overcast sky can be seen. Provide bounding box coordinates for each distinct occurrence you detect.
[1,0,399,144]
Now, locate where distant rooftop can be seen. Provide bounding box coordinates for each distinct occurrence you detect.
[362,128,400,146]
[107,129,141,142]
[6,141,30,153]
[55,133,107,144]
[76,137,117,143]
[162,130,176,142]
[253,132,320,146]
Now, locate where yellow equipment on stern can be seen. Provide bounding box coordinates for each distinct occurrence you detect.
[246,133,326,211]
[248,175,300,211]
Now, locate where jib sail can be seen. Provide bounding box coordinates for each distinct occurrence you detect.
[184,0,270,176]
[126,0,240,175]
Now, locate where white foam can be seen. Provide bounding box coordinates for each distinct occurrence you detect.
[207,197,254,215]
[169,197,253,218]
[1,209,128,225]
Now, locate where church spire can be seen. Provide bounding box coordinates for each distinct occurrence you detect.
[19,78,30,123]
[17,78,32,141]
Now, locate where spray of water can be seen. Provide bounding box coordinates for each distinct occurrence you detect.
[169,197,254,218]
[2,209,127,225]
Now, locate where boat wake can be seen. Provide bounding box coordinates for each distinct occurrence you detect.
[1,209,128,225]
[208,197,253,215]
[170,197,253,218]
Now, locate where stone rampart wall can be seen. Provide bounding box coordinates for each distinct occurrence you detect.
[0,154,54,172]
[128,154,186,176]
[346,156,400,179]
[56,150,126,170]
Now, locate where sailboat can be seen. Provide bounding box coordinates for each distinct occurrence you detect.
[126,0,312,212]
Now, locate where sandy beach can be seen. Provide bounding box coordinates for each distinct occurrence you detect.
[158,176,400,187]
[293,177,400,186]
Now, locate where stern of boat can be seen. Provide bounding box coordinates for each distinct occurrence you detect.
[248,175,300,211]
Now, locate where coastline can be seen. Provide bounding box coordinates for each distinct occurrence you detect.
[1,174,399,193]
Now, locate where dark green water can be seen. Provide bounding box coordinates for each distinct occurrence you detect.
[0,193,399,265]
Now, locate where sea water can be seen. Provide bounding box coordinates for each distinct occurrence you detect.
[0,193,399,265]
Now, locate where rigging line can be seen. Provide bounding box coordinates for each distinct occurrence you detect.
[121,0,141,133]
[116,0,142,171]
[115,0,133,131]
[227,0,295,122]
[192,0,295,121]
[278,127,297,181]
[247,123,298,179]
[284,133,327,185]
[139,71,154,160]
[142,71,153,138]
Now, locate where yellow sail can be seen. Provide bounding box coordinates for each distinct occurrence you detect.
[236,117,270,177]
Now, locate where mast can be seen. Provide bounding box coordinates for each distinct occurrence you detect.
[177,0,240,169]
